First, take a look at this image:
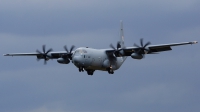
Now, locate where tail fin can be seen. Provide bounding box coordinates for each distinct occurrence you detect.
[119,20,125,48]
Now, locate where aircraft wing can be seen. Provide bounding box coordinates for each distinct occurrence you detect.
[123,41,198,56]
[105,41,198,56]
[4,53,40,56]
[3,51,68,59]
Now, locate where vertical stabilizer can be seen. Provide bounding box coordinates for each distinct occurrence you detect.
[119,20,125,48]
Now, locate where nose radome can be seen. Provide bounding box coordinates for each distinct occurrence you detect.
[73,56,82,64]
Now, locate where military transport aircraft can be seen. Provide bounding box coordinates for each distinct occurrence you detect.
[4,21,198,75]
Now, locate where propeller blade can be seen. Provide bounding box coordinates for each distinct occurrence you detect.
[134,43,140,48]
[110,44,116,50]
[140,38,143,47]
[44,60,47,65]
[144,41,151,48]
[46,48,53,54]
[42,45,46,53]
[70,45,75,53]
[64,45,69,53]
[36,50,42,54]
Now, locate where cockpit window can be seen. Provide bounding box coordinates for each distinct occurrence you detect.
[82,49,87,53]
[75,49,87,54]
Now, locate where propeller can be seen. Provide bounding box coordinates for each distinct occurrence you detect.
[36,45,53,64]
[110,41,123,57]
[63,45,75,60]
[134,38,151,54]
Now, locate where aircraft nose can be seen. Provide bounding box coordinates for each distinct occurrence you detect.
[73,56,82,64]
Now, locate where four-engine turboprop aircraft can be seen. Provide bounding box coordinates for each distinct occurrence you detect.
[4,21,198,75]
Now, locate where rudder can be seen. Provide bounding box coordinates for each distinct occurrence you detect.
[119,20,125,48]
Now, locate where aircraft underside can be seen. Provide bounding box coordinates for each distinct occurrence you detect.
[74,61,122,75]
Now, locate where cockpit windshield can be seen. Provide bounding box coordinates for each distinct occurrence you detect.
[74,49,87,55]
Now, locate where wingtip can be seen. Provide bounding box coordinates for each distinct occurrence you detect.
[189,41,198,44]
[192,41,198,44]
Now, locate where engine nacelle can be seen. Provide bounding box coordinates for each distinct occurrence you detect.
[57,58,70,64]
[131,53,143,59]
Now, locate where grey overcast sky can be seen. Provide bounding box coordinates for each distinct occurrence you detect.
[0,0,200,112]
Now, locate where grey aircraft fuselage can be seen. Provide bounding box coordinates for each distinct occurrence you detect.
[72,47,126,71]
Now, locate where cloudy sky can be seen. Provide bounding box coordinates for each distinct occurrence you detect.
[0,0,200,112]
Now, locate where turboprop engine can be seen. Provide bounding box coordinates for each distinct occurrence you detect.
[131,53,143,59]
[110,41,124,57]
[57,58,70,64]
[131,38,151,60]
[36,45,53,64]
